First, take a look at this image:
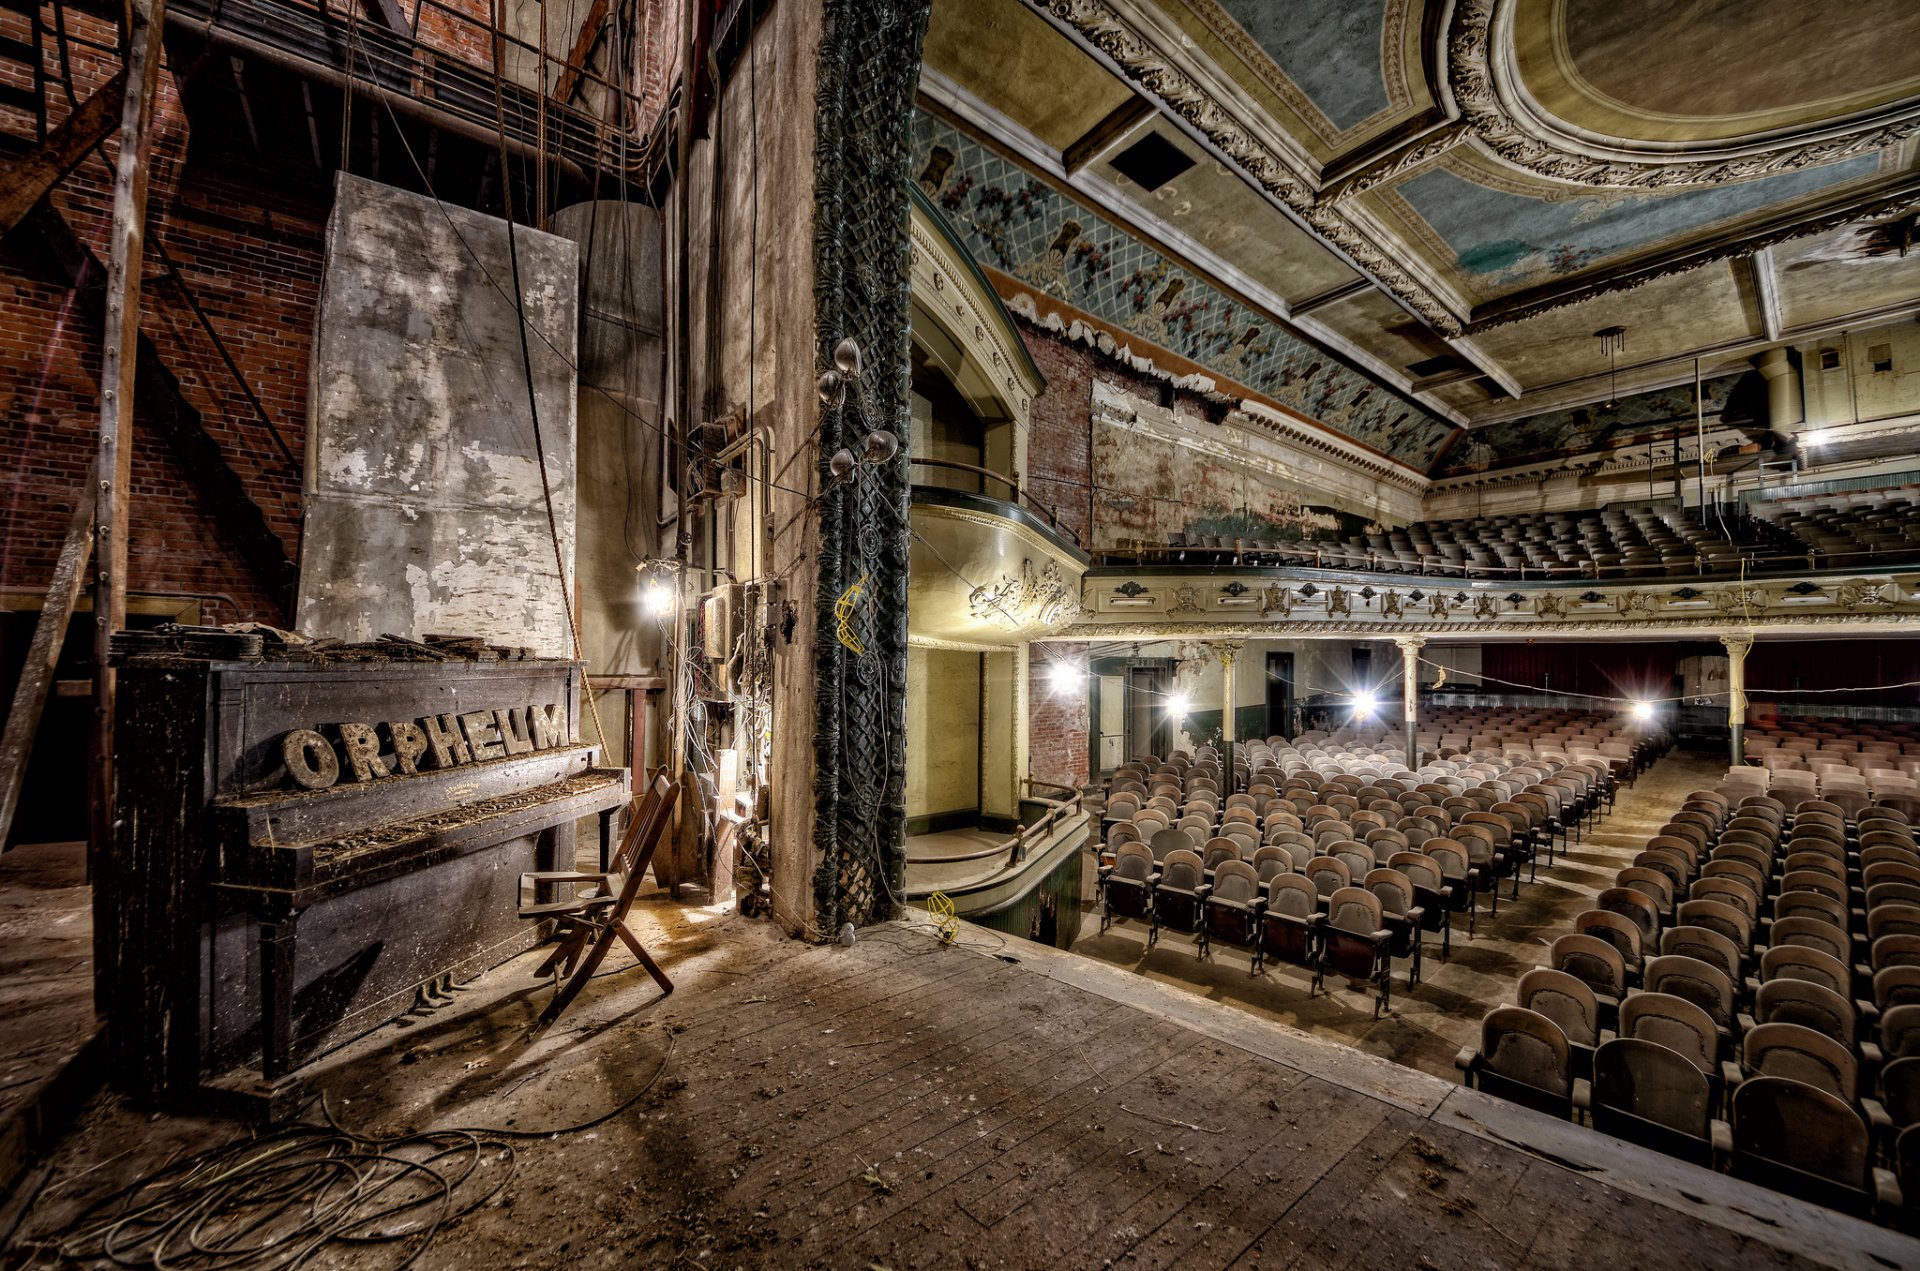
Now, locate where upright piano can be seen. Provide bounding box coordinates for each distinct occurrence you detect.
[100,633,629,1113]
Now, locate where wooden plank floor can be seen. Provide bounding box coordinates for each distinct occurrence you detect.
[8,883,1919,1268]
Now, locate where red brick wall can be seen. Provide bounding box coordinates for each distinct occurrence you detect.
[1021,320,1220,554]
[1028,641,1089,791]
[1,24,314,627]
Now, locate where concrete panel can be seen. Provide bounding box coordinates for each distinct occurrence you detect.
[299,173,579,656]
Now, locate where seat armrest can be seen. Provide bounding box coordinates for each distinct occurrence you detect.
[1721,1060,1744,1092]
[1404,906,1425,925]
[1863,1097,1892,1135]
[1598,1028,1616,1047]
[1147,871,1163,885]
[1454,1046,1480,1076]
[1858,999,1880,1026]
[1735,1012,1756,1037]
[1571,1077,1591,1120]
[1709,1118,1732,1162]
[1195,883,1213,898]
[1371,928,1394,943]
[1873,1167,1904,1219]
[1437,884,1454,904]
[1742,975,1760,998]
[1860,1040,1884,1071]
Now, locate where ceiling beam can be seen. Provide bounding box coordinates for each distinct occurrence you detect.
[1290,277,1371,315]
[1444,335,1521,400]
[553,0,612,105]
[1061,95,1155,175]
[1460,295,1920,427]
[1751,247,1783,343]
[1464,177,1920,333]
[1408,365,1484,393]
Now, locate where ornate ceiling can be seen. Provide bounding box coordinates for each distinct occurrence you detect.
[919,0,1920,462]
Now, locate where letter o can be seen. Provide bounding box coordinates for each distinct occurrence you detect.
[282,729,341,790]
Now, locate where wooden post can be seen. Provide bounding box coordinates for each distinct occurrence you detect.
[89,0,169,894]
[0,476,95,848]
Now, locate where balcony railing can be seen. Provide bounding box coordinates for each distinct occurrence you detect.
[910,458,1078,547]
[1091,537,1920,583]
[168,0,656,178]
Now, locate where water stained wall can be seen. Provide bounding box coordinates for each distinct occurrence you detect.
[297,173,579,655]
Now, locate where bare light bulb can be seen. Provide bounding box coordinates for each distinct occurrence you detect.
[1630,700,1654,721]
[1353,692,1378,718]
[834,337,863,378]
[862,429,900,464]
[1047,662,1081,697]
[1167,694,1190,718]
[643,580,673,618]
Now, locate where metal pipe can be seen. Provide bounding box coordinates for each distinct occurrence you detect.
[169,14,587,181]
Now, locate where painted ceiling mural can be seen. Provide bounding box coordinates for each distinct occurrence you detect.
[909,110,1458,469]
[1382,151,1891,303]
[1437,372,1759,477]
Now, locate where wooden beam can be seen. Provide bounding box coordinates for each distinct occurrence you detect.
[1408,365,1483,393]
[0,70,126,241]
[92,0,166,947]
[0,477,94,850]
[1062,94,1154,175]
[552,0,611,105]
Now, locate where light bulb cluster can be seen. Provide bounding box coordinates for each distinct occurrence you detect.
[817,335,901,488]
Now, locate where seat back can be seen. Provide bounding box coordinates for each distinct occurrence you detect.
[1599,886,1661,941]
[1884,1003,1920,1060]
[1592,1037,1713,1145]
[1575,908,1643,969]
[1760,945,1853,998]
[1644,954,1736,1033]
[1743,1021,1858,1101]
[1619,991,1720,1074]
[1327,886,1383,938]
[1756,978,1860,1048]
[1476,1006,1573,1111]
[1305,856,1351,898]
[1517,968,1600,1047]
[1551,933,1626,1002]
[1365,867,1417,920]
[1265,873,1319,921]
[1210,858,1260,906]
[1659,925,1741,987]
[1674,898,1752,951]
[1159,849,1204,893]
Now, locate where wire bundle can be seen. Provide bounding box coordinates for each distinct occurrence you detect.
[49,1124,516,1271]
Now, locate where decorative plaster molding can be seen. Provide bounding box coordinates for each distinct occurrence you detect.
[1452,0,1920,189]
[910,209,1044,413]
[969,558,1082,630]
[1060,610,1919,641]
[1024,0,1466,334]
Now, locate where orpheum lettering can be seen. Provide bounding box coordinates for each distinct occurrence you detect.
[276,702,570,790]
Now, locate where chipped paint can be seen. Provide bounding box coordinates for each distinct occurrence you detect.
[297,174,579,655]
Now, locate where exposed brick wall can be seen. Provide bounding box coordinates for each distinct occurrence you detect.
[1022,319,1222,555]
[4,0,675,631]
[1028,641,1089,792]
[2,20,313,627]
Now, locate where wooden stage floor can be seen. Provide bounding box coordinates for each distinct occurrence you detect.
[7,893,1918,1269]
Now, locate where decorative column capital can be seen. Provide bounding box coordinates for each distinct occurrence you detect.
[1393,636,1426,653]
[1214,640,1244,665]
[1720,633,1754,658]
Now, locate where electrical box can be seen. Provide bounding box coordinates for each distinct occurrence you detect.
[703,585,742,661]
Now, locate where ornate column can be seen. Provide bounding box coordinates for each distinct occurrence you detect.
[1396,637,1425,770]
[1217,642,1242,772]
[1722,634,1753,766]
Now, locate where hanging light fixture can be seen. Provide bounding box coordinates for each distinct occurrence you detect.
[1594,326,1627,409]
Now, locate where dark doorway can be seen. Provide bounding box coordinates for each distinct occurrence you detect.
[1266,652,1294,739]
[1126,664,1171,760]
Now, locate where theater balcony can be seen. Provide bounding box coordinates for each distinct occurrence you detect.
[901,184,1091,944]
[1072,556,1920,644]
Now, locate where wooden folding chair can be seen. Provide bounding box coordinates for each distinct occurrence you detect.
[519,774,679,1024]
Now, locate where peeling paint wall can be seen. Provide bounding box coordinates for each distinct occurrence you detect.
[298,173,579,655]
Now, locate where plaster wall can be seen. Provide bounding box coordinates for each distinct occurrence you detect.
[906,646,981,818]
[675,1,823,933]
[552,200,666,767]
[1802,319,1920,429]
[298,174,578,655]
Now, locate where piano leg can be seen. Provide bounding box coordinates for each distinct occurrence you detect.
[259,915,300,1081]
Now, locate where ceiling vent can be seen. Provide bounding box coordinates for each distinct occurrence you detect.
[1109,132,1195,192]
